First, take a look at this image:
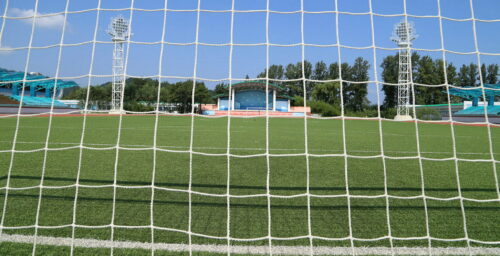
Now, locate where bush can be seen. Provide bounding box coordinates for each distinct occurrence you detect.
[346,108,378,118]
[381,108,397,119]
[309,101,341,117]
[291,95,304,107]
[416,108,442,120]
[124,101,155,112]
[363,108,379,117]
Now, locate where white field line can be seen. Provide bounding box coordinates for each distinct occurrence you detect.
[0,140,498,156]
[0,234,499,255]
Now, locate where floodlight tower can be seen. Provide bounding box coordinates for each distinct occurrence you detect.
[391,21,417,121]
[107,16,129,114]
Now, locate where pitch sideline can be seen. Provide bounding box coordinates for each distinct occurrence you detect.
[1,233,499,255]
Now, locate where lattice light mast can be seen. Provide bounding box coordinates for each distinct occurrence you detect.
[107,16,129,114]
[391,21,417,121]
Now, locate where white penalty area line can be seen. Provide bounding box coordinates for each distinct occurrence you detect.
[1,234,499,255]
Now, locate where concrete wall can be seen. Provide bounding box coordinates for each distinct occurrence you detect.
[0,106,77,115]
[219,97,229,110]
[443,115,500,124]
[275,99,288,112]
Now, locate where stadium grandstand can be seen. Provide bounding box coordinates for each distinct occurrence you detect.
[448,84,500,123]
[0,68,79,114]
[201,80,310,116]
[410,85,500,123]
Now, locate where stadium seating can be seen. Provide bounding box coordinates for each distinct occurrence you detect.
[0,94,19,105]
[9,95,67,107]
[454,106,500,116]
[212,110,305,116]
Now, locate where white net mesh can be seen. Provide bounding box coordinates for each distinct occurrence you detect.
[0,0,499,255]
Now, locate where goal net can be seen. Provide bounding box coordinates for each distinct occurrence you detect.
[0,0,499,255]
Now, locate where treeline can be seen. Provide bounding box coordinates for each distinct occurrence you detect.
[382,53,499,109]
[258,58,370,113]
[66,58,372,115]
[65,79,211,112]
[65,54,499,116]
[214,57,371,116]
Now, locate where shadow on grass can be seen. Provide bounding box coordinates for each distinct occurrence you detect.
[0,192,499,211]
[1,175,498,193]
[0,175,499,211]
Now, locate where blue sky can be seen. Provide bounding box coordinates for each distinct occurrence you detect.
[1,0,500,104]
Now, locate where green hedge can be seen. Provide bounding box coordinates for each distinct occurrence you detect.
[124,102,155,112]
[416,108,442,120]
[308,101,341,117]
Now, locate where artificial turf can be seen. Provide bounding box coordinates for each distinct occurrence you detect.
[0,115,499,255]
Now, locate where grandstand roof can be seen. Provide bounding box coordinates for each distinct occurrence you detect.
[213,80,291,99]
[448,84,500,99]
[0,68,78,90]
[225,80,286,91]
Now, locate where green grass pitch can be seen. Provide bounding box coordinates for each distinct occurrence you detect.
[0,115,499,255]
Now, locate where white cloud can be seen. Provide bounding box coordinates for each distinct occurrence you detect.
[9,8,65,29]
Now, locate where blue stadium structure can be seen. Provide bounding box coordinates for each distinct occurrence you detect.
[201,81,310,116]
[449,84,500,116]
[0,68,78,107]
[216,81,290,111]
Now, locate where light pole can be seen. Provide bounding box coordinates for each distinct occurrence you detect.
[391,21,417,121]
[107,16,129,114]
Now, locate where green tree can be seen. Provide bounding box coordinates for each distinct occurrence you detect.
[63,86,85,100]
[124,78,156,102]
[481,64,487,84]
[284,63,302,97]
[457,63,479,86]
[444,61,458,86]
[486,64,499,84]
[347,57,369,111]
[436,60,460,103]
[457,64,470,86]
[258,64,284,80]
[280,61,313,98]
[313,61,328,81]
[414,56,440,104]
[311,81,340,106]
[380,55,398,109]
[167,80,211,113]
[65,78,212,112]
[467,63,479,86]
[159,85,170,103]
[139,83,158,102]
[338,62,352,107]
[468,63,479,86]
[121,78,159,110]
[214,83,228,95]
[328,62,339,80]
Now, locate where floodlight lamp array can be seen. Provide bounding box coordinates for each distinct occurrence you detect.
[107,16,130,42]
[391,21,417,45]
